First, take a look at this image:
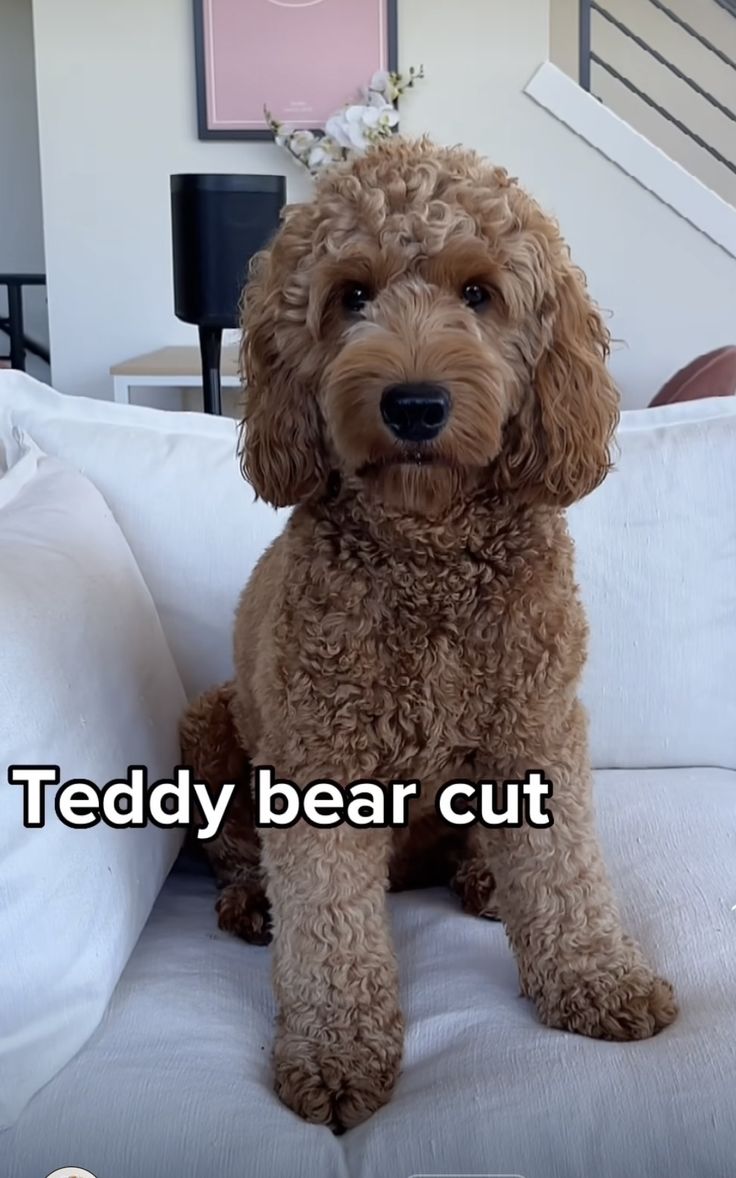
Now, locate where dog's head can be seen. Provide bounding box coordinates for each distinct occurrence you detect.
[240,138,619,514]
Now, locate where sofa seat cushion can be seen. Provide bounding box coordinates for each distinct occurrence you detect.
[4,767,735,1178]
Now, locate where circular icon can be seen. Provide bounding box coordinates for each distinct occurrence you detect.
[45,1168,98,1178]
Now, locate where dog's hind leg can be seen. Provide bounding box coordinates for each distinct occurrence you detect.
[412,759,500,918]
[180,682,271,944]
[215,865,271,946]
[450,836,501,920]
[208,786,271,945]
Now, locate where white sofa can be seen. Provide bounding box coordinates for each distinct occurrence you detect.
[1,372,734,1178]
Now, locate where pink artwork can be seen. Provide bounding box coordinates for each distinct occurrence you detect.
[195,0,397,139]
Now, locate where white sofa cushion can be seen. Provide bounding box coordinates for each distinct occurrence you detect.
[0,372,288,698]
[3,767,735,1178]
[1,372,734,768]
[0,439,186,1128]
[569,408,736,769]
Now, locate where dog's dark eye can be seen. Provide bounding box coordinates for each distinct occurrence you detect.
[461,282,492,310]
[341,283,373,314]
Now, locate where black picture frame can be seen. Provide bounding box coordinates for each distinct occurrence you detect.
[194,0,399,142]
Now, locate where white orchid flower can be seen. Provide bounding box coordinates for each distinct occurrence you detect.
[346,123,370,150]
[366,87,388,108]
[268,65,423,172]
[376,106,399,130]
[308,141,340,170]
[372,70,403,102]
[369,70,392,98]
[344,104,369,125]
[334,105,372,150]
[365,102,398,128]
[359,106,380,128]
[324,113,353,150]
[289,129,316,156]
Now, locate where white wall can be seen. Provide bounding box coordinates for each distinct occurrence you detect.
[0,0,48,379]
[32,0,736,408]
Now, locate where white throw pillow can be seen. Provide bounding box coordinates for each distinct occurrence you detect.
[0,372,288,698]
[569,410,736,770]
[0,439,187,1128]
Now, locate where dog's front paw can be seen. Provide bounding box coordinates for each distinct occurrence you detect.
[216,881,272,945]
[537,963,678,1041]
[273,1015,403,1131]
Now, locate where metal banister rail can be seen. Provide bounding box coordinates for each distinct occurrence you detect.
[0,273,49,371]
[579,0,736,178]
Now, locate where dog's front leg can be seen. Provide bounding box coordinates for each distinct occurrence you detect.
[259,815,402,1131]
[467,702,678,1040]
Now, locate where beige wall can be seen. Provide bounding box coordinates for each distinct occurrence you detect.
[551,0,736,204]
[32,0,736,408]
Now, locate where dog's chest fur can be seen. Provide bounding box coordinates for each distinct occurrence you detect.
[274,494,585,782]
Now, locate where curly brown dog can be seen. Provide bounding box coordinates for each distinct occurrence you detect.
[183,136,677,1132]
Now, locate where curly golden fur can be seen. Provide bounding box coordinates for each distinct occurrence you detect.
[188,137,677,1132]
[180,682,271,944]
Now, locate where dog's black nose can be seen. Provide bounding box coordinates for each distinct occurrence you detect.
[380,382,451,442]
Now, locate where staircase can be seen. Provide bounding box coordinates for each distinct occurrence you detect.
[0,275,49,373]
[550,0,736,207]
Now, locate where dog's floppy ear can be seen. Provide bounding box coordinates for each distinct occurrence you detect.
[238,221,328,508]
[495,253,619,508]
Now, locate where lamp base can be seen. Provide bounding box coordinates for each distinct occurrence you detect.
[198,324,223,416]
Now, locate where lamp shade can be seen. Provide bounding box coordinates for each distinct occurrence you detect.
[170,174,285,330]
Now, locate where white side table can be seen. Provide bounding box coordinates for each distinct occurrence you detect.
[110,345,241,408]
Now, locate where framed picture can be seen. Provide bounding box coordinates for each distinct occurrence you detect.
[194,0,398,141]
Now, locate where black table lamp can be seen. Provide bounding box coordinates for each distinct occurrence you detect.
[170,174,286,414]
